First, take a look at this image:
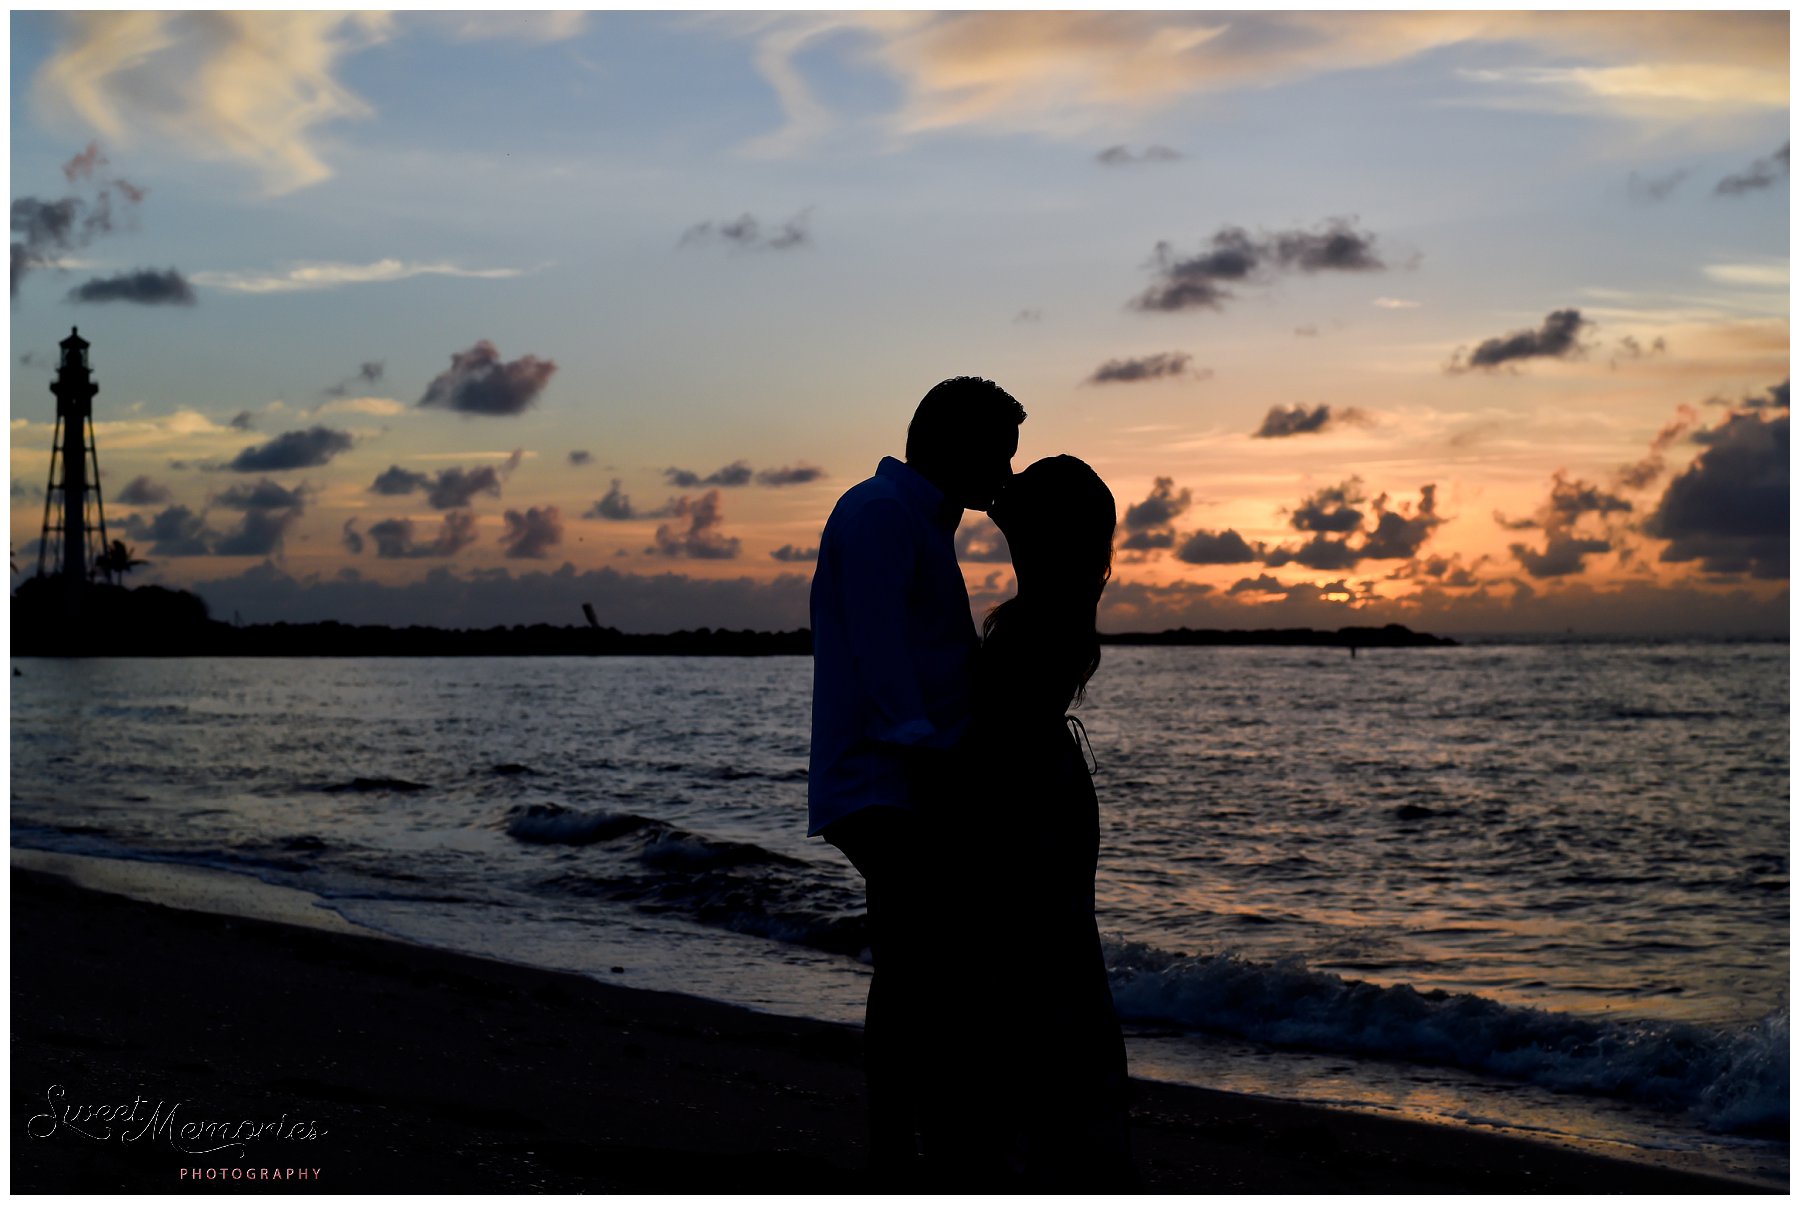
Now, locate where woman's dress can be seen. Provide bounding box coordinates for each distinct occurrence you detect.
[940,611,1134,1189]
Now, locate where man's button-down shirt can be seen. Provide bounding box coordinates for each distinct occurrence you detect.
[806,456,977,837]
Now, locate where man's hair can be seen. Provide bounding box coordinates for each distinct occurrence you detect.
[905,376,1027,463]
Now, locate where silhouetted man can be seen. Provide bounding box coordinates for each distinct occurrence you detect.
[807,377,1024,1183]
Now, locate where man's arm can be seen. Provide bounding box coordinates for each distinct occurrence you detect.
[830,498,961,750]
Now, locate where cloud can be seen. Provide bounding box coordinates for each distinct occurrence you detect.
[114,475,172,505]
[32,12,392,195]
[1510,532,1614,578]
[1096,144,1180,165]
[411,11,587,44]
[771,544,819,562]
[666,461,753,488]
[568,450,593,466]
[1644,399,1788,579]
[1449,308,1592,372]
[1175,528,1260,564]
[426,464,507,510]
[1714,141,1789,197]
[500,506,564,559]
[1373,297,1420,309]
[1496,470,1634,531]
[648,491,740,559]
[213,478,306,511]
[1252,403,1369,438]
[1226,573,1291,596]
[679,209,812,251]
[1130,218,1387,312]
[192,260,525,294]
[586,479,639,521]
[310,396,404,418]
[228,410,256,430]
[418,340,557,416]
[369,465,430,496]
[212,506,304,557]
[340,518,363,555]
[1358,484,1443,560]
[1085,351,1200,384]
[1627,167,1689,202]
[1288,479,1366,534]
[66,267,196,305]
[122,505,213,556]
[1609,334,1668,369]
[226,425,354,472]
[733,12,1786,158]
[1119,529,1175,552]
[1122,477,1192,530]
[954,515,1011,563]
[756,463,827,486]
[11,142,148,295]
[1614,405,1700,490]
[1263,533,1362,571]
[1013,308,1043,323]
[366,511,479,559]
[325,360,383,397]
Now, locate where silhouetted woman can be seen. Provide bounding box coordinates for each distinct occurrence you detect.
[929,454,1134,1190]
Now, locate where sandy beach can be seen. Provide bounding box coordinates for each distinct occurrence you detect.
[10,855,1772,1195]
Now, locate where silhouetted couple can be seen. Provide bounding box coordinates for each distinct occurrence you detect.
[808,377,1135,1191]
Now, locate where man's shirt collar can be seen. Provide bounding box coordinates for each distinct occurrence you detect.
[877,456,962,533]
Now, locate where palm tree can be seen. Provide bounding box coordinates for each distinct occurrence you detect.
[93,539,149,584]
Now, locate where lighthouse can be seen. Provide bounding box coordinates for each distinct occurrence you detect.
[35,327,112,607]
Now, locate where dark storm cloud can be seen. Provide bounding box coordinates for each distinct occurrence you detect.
[212,506,303,557]
[325,360,384,398]
[114,475,173,506]
[1096,144,1180,166]
[66,268,195,306]
[756,464,827,487]
[213,479,307,511]
[1086,352,1196,384]
[1627,168,1689,203]
[426,464,506,510]
[1226,574,1290,596]
[1263,533,1362,571]
[679,209,812,251]
[418,340,557,416]
[500,506,564,559]
[771,544,819,562]
[341,518,364,555]
[955,516,1011,564]
[228,410,256,431]
[370,465,431,496]
[1450,309,1592,372]
[1174,528,1259,564]
[11,143,148,296]
[1510,532,1613,578]
[1644,405,1788,579]
[1496,471,1633,530]
[1252,403,1369,438]
[1119,529,1176,551]
[586,479,639,521]
[648,491,740,559]
[227,426,354,472]
[1289,480,1366,534]
[1123,478,1192,530]
[1705,378,1789,414]
[1391,553,1487,589]
[1714,141,1789,196]
[568,450,593,466]
[122,505,213,557]
[1615,405,1699,491]
[1358,484,1442,560]
[1130,218,1387,313]
[666,461,753,489]
[367,511,479,559]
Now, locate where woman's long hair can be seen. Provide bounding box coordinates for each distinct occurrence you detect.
[981,455,1116,707]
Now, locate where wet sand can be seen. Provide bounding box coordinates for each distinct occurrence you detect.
[10,860,1771,1194]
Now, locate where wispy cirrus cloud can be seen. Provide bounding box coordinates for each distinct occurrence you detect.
[190,259,527,294]
[32,12,392,195]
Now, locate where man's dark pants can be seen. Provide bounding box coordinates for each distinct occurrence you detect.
[823,804,940,1181]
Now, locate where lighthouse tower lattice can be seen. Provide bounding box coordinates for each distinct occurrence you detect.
[36,327,112,590]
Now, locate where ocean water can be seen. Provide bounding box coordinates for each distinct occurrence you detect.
[9,644,1789,1185]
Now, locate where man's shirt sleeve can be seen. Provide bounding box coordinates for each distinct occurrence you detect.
[831,497,954,748]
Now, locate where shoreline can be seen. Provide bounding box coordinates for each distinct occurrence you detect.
[11,854,1775,1194]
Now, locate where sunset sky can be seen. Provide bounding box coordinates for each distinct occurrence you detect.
[8,9,1790,635]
